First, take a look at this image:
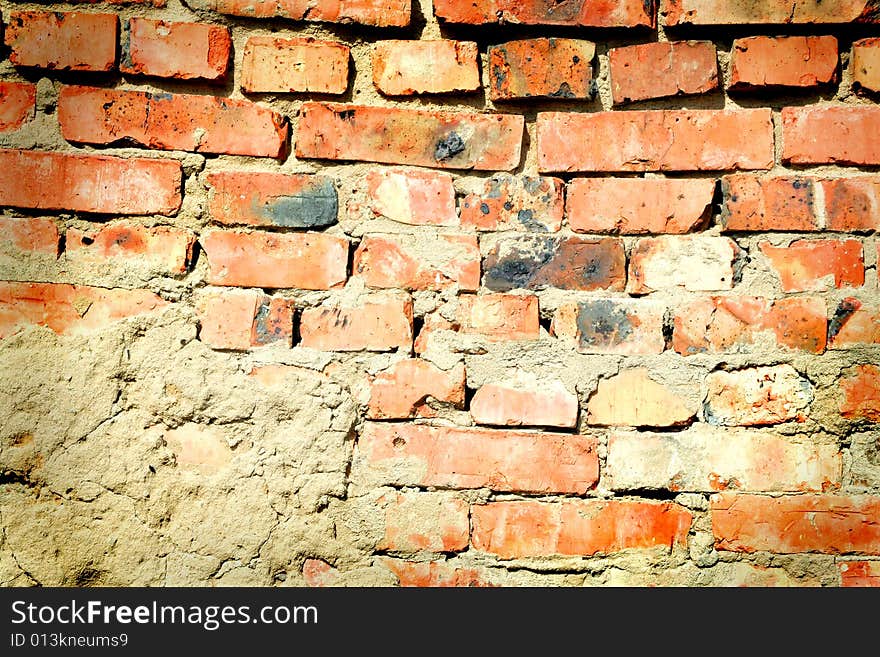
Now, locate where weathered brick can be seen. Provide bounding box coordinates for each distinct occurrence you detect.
[0,81,36,132]
[782,106,880,166]
[377,492,469,553]
[299,293,412,352]
[58,86,288,158]
[711,493,880,554]
[302,559,338,587]
[367,359,465,419]
[196,288,295,350]
[628,236,740,294]
[353,234,480,291]
[457,293,540,341]
[189,0,411,27]
[607,426,840,493]
[122,18,231,81]
[5,11,117,72]
[729,36,838,90]
[720,175,819,232]
[567,177,714,235]
[373,40,479,96]
[0,217,59,256]
[662,0,880,25]
[829,298,880,347]
[609,41,718,105]
[162,424,232,475]
[470,375,578,428]
[200,229,348,290]
[355,423,598,494]
[296,102,523,171]
[537,109,773,173]
[241,37,349,94]
[853,38,880,93]
[0,281,167,338]
[839,561,880,587]
[553,298,666,355]
[434,0,655,28]
[366,168,458,226]
[65,222,195,274]
[460,175,563,232]
[838,364,880,422]
[413,312,458,355]
[0,149,182,216]
[206,171,337,229]
[487,38,596,101]
[759,240,864,292]
[673,296,827,355]
[483,236,625,292]
[704,365,813,426]
[823,177,880,231]
[587,368,695,427]
[471,500,692,559]
[382,559,494,587]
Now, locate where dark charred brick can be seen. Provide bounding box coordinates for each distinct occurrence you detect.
[552,298,666,354]
[251,296,296,346]
[829,297,863,341]
[460,174,564,231]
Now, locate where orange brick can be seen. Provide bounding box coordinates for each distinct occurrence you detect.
[704,365,813,426]
[0,81,36,132]
[5,11,117,71]
[0,149,181,216]
[367,359,465,419]
[628,236,740,294]
[838,364,880,422]
[191,0,410,26]
[201,229,348,290]
[383,559,495,587]
[206,171,337,229]
[853,38,880,93]
[673,296,827,355]
[373,40,479,95]
[355,422,598,494]
[377,492,469,553]
[460,175,563,232]
[567,177,713,234]
[822,177,880,231]
[434,0,655,27]
[413,312,458,355]
[552,298,666,355]
[662,0,880,25]
[299,293,412,352]
[829,298,880,347]
[783,106,880,166]
[58,86,288,158]
[472,500,692,558]
[353,234,480,291]
[302,559,339,587]
[122,18,231,81]
[196,288,295,350]
[487,38,596,101]
[729,36,838,90]
[65,222,194,274]
[538,109,773,173]
[609,40,718,105]
[365,168,458,226]
[0,281,167,338]
[839,561,880,587]
[587,368,695,427]
[711,493,880,554]
[471,376,578,428]
[0,217,59,256]
[457,293,539,341]
[296,102,523,171]
[241,37,349,94]
[759,240,864,292]
[720,175,820,231]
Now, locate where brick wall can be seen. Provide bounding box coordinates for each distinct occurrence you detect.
[1,0,879,587]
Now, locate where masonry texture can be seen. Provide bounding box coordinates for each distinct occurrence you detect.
[1,0,879,589]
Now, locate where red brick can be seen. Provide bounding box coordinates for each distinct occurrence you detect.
[367,359,465,419]
[662,0,880,25]
[201,230,348,290]
[704,365,813,427]
[205,171,337,229]
[296,102,523,171]
[853,38,880,93]
[838,364,880,422]
[0,81,36,132]
[65,222,194,274]
[434,0,655,28]
[0,149,182,216]
[471,376,578,428]
[823,177,880,231]
[839,561,880,587]
[487,38,595,101]
[373,40,479,96]
[353,234,480,291]
[720,175,819,232]
[377,492,469,553]
[607,426,841,493]
[196,288,295,350]
[0,281,167,338]
[58,86,288,158]
[121,18,230,81]
[461,175,563,232]
[760,240,864,292]
[5,11,117,72]
[382,559,495,587]
[783,106,880,166]
[472,500,692,558]
[552,298,666,355]
[673,296,827,355]
[538,109,773,173]
[302,559,339,587]
[299,293,412,352]
[729,36,838,91]
[829,298,880,347]
[483,235,625,292]
[190,0,410,26]
[609,40,718,105]
[356,422,598,494]
[0,217,59,256]
[628,236,740,294]
[241,37,349,94]
[457,293,539,341]
[711,493,880,554]
[366,168,457,226]
[567,177,714,235]
[587,368,695,427]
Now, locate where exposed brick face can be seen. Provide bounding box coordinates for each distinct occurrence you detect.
[434,0,656,28]
[191,0,411,27]
[759,240,864,292]
[241,37,349,94]
[461,175,564,232]
[373,40,480,96]
[838,365,880,422]
[627,236,740,294]
[704,365,813,426]
[729,36,838,90]
[299,294,413,352]
[0,81,36,132]
[470,377,578,428]
[782,106,880,166]
[662,0,880,25]
[196,288,295,350]
[122,18,231,81]
[365,168,458,226]
[587,368,695,427]
[853,38,880,93]
[487,38,596,101]
[456,293,540,341]
[609,40,718,105]
[552,298,666,355]
[65,223,194,274]
[5,11,118,72]
[367,359,465,419]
